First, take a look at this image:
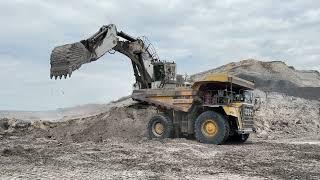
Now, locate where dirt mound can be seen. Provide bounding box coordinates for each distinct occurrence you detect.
[0,118,31,133]
[23,104,157,143]
[254,90,320,139]
[191,59,320,100]
[0,97,157,143]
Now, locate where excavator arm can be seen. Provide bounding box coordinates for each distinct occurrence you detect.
[50,24,161,89]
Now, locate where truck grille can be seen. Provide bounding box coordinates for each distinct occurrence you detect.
[241,105,254,129]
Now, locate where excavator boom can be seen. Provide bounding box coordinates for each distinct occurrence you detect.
[50,24,176,89]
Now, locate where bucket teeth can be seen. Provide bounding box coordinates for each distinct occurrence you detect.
[50,42,93,80]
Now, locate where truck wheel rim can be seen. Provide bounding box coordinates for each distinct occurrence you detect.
[153,122,164,136]
[201,119,218,137]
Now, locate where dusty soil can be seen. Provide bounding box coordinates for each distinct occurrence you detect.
[0,94,319,179]
[1,134,320,179]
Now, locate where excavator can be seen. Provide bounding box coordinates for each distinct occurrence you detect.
[50,24,255,144]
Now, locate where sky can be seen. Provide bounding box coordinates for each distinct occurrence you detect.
[0,0,319,110]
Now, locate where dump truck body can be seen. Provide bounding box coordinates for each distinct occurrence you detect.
[133,73,255,142]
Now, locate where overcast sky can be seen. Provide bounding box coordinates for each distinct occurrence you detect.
[0,0,319,110]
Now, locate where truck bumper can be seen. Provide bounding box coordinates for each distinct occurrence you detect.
[237,128,255,134]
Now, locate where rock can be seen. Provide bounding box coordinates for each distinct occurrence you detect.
[9,119,31,129]
[31,121,50,130]
[0,118,9,130]
[281,122,289,127]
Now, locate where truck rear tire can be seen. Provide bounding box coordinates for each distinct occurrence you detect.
[194,111,229,144]
[148,113,173,139]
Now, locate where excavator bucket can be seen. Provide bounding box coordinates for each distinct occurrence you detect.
[50,24,119,80]
[50,42,93,79]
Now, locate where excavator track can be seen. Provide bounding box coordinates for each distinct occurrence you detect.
[50,42,93,79]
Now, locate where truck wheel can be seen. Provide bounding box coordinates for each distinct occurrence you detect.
[148,113,173,139]
[231,134,249,143]
[194,111,229,144]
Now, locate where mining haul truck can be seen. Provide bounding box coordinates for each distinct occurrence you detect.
[50,24,255,144]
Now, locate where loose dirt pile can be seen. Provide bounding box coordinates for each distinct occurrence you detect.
[253,90,320,139]
[34,105,156,143]
[1,102,156,143]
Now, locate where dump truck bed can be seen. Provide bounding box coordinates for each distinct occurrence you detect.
[192,73,254,90]
[132,88,196,112]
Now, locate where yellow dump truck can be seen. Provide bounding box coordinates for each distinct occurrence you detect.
[50,24,255,144]
[133,73,254,144]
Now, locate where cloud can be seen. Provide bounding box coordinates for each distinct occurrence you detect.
[0,0,319,110]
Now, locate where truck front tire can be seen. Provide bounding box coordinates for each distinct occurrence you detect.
[194,111,229,144]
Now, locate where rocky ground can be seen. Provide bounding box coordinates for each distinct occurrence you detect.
[0,92,320,179]
[1,134,320,179]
